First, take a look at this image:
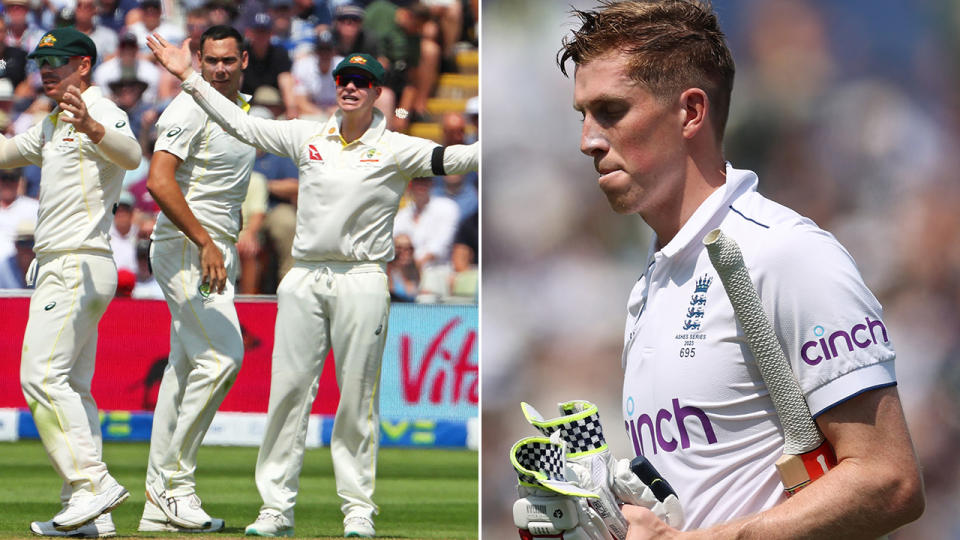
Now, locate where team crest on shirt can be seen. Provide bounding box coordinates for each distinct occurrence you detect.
[359,147,381,165]
[674,274,712,356]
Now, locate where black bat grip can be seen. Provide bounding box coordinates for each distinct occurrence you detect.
[630,456,678,503]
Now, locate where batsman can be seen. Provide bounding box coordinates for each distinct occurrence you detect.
[512,1,925,538]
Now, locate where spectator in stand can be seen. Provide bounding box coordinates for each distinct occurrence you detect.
[131,238,162,298]
[95,32,161,104]
[0,220,35,289]
[291,30,341,119]
[464,94,478,142]
[393,177,459,299]
[0,18,29,92]
[75,0,119,61]
[127,0,185,57]
[110,191,138,274]
[238,168,267,294]
[364,0,435,130]
[96,0,139,34]
[242,12,296,118]
[107,74,155,143]
[0,168,37,288]
[185,7,212,58]
[266,0,295,50]
[205,0,238,27]
[421,0,463,70]
[432,112,477,222]
[448,208,477,299]
[331,3,378,58]
[3,0,45,52]
[289,0,330,55]
[388,233,419,302]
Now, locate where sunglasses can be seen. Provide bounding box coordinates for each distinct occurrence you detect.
[335,74,374,89]
[34,56,79,69]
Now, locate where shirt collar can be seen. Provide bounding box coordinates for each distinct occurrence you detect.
[237,92,252,112]
[655,162,759,258]
[323,107,387,145]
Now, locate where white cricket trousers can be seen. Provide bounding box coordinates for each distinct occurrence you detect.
[256,261,390,524]
[146,237,243,495]
[20,251,119,499]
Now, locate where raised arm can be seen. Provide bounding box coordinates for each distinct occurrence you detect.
[147,34,306,159]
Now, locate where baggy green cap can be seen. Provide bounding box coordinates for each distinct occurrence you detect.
[332,53,385,85]
[28,27,98,65]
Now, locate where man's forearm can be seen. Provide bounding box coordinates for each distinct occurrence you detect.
[147,154,213,248]
[0,137,31,169]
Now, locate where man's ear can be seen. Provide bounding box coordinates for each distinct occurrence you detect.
[679,88,709,140]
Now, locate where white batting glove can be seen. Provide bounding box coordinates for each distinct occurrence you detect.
[522,400,685,535]
[511,434,610,540]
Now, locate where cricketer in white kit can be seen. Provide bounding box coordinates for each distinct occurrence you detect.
[622,164,898,529]
[0,28,140,536]
[140,25,256,532]
[148,36,478,538]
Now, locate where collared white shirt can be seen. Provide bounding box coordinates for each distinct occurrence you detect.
[393,197,460,266]
[14,86,136,256]
[151,91,256,243]
[180,71,478,263]
[622,164,896,529]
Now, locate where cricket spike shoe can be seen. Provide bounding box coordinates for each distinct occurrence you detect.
[145,482,217,529]
[343,516,375,538]
[138,498,225,532]
[245,509,294,537]
[31,514,115,538]
[52,483,129,531]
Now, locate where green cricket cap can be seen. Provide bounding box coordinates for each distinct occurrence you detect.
[332,53,385,85]
[28,27,98,65]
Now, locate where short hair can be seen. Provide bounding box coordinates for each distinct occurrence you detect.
[199,24,243,53]
[558,0,735,141]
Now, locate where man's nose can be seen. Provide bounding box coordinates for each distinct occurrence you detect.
[580,117,609,157]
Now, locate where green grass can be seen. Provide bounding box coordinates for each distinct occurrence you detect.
[0,441,477,539]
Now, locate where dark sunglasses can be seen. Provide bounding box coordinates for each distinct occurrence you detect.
[34,56,78,69]
[336,74,374,89]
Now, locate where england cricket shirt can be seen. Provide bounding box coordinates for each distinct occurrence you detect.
[152,91,256,242]
[179,71,478,263]
[14,86,136,255]
[621,164,896,529]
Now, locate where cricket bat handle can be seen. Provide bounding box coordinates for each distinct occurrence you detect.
[703,228,835,495]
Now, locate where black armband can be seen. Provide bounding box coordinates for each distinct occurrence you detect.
[431,146,446,176]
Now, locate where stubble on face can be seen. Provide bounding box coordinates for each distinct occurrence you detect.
[199,38,247,99]
[573,52,684,218]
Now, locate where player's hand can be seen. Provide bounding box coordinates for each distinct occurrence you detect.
[146,33,194,81]
[611,457,684,529]
[511,436,610,540]
[622,505,682,540]
[199,241,227,294]
[59,85,103,141]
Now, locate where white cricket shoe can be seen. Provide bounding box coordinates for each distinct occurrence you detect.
[343,516,375,538]
[52,483,129,531]
[30,514,115,538]
[244,509,294,537]
[145,482,216,529]
[137,498,225,532]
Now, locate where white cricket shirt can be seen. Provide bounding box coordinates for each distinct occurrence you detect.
[622,164,896,529]
[151,91,256,243]
[180,72,478,263]
[14,86,136,256]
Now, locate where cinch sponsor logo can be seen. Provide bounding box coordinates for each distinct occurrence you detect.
[624,398,717,456]
[800,317,888,366]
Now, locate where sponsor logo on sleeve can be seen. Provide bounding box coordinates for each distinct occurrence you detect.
[800,318,889,365]
[115,120,126,128]
[165,127,182,137]
[307,144,323,161]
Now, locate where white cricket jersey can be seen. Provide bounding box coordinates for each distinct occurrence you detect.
[14,86,136,256]
[621,164,896,530]
[180,71,478,263]
[151,91,256,243]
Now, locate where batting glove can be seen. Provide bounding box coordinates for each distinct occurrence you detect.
[511,433,610,540]
[522,400,685,534]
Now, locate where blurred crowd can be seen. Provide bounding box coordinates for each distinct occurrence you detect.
[0,0,478,303]
[482,0,960,538]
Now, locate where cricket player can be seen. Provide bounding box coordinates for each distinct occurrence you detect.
[0,27,140,536]
[514,2,925,539]
[139,25,255,533]
[147,34,477,537]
